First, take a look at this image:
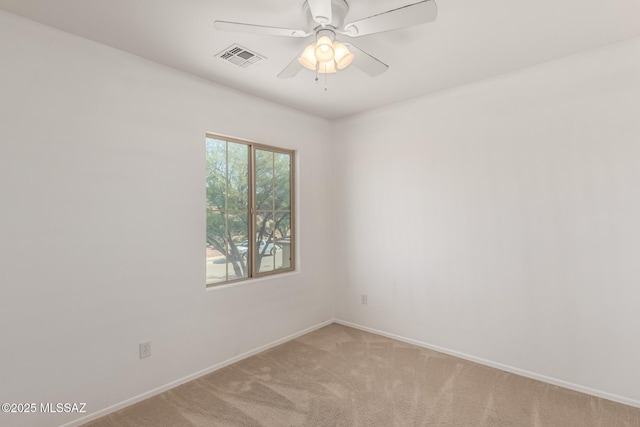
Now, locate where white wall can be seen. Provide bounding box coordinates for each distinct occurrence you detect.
[333,37,640,406]
[0,11,334,427]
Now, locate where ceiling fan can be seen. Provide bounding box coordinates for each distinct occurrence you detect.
[214,0,437,79]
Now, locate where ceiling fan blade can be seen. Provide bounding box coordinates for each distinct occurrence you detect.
[342,0,437,37]
[214,21,311,38]
[278,56,303,79]
[344,43,388,77]
[307,0,333,25]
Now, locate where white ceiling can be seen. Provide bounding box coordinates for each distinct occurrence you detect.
[1,0,638,119]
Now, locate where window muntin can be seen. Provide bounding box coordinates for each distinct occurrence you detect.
[206,135,294,286]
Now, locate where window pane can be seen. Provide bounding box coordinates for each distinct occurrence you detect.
[274,212,291,270]
[205,138,227,210]
[206,211,249,284]
[206,209,226,258]
[227,142,249,211]
[227,212,249,280]
[274,153,291,211]
[206,210,228,284]
[206,251,228,284]
[255,211,291,273]
[255,212,274,273]
[255,211,274,254]
[255,149,274,210]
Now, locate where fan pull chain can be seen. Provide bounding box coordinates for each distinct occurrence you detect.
[313,63,328,92]
[324,69,328,92]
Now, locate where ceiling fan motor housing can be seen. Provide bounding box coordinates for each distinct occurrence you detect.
[303,0,349,31]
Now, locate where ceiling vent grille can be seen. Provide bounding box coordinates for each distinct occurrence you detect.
[216,44,265,68]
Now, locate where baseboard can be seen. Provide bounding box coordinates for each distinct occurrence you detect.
[61,319,333,427]
[333,319,640,409]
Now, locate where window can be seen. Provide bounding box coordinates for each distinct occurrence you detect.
[205,134,295,286]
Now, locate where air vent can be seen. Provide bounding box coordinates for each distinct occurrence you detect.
[216,44,265,68]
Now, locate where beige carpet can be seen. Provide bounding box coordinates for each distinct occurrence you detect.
[85,323,640,426]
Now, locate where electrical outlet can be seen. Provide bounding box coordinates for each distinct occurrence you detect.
[140,341,151,359]
[361,294,368,305]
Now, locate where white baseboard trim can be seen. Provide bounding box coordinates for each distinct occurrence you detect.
[61,319,334,427]
[333,319,640,409]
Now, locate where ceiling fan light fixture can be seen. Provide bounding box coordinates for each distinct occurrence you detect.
[333,43,354,69]
[298,44,317,70]
[297,38,353,76]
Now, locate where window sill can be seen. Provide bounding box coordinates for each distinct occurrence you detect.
[205,269,299,291]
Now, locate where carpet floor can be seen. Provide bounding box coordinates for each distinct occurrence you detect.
[85,323,640,426]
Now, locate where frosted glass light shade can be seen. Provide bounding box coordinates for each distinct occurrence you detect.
[314,36,335,62]
[333,43,354,69]
[317,60,336,74]
[298,44,317,70]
